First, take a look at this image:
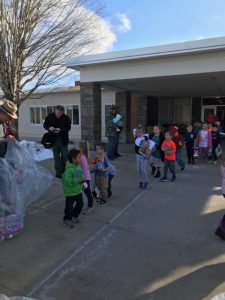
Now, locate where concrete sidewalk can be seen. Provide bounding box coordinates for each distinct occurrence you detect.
[1,147,225,300]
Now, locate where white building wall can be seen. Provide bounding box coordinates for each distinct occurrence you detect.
[19,89,116,142]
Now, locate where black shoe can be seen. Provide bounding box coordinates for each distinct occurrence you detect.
[108,191,112,198]
[56,175,62,179]
[151,166,156,175]
[116,153,121,157]
[98,200,107,207]
[155,171,161,178]
[92,191,97,199]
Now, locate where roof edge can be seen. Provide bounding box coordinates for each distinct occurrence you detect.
[65,36,225,70]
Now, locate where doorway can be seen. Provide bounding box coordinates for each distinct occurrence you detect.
[202,106,216,122]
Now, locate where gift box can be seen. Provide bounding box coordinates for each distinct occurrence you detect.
[0,214,23,239]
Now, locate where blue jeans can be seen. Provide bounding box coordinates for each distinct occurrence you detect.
[107,137,116,159]
[114,134,120,155]
[176,150,185,169]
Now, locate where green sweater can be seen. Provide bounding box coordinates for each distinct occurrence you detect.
[62,162,84,196]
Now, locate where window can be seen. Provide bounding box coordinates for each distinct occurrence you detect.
[30,105,80,125]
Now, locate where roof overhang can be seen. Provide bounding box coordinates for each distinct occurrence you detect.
[65,37,225,71]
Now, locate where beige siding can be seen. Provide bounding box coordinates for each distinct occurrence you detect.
[19,90,116,142]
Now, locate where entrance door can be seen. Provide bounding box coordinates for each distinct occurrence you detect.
[216,106,225,125]
[202,106,216,122]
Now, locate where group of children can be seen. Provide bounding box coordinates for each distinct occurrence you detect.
[62,142,116,229]
[133,121,223,188]
[61,121,223,229]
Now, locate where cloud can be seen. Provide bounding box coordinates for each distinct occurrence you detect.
[88,15,117,54]
[197,35,204,40]
[116,13,132,33]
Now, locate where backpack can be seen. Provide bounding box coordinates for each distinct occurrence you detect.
[215,215,225,240]
[41,132,56,149]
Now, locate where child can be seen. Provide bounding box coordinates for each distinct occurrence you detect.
[78,141,94,215]
[161,131,176,182]
[108,162,116,198]
[193,121,202,138]
[62,149,85,229]
[133,126,150,189]
[195,122,212,164]
[169,126,185,171]
[209,124,221,164]
[151,125,164,178]
[184,125,195,164]
[93,143,109,207]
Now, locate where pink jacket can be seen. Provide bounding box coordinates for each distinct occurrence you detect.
[221,165,225,195]
[80,154,91,181]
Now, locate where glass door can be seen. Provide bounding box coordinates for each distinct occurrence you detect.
[202,106,216,122]
[216,106,225,125]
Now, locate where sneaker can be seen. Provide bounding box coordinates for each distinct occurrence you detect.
[98,200,107,207]
[95,198,100,203]
[160,176,168,182]
[171,175,176,182]
[143,182,150,190]
[213,160,218,164]
[63,220,74,229]
[208,160,213,164]
[83,207,94,215]
[72,217,80,224]
[138,182,143,188]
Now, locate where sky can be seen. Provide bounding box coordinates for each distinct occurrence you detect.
[98,0,225,52]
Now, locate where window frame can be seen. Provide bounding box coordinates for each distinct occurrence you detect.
[29,104,80,126]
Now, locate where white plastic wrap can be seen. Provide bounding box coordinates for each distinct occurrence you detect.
[19,140,53,161]
[0,141,55,239]
[0,295,35,300]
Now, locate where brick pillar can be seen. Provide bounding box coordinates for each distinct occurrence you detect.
[131,95,148,133]
[192,97,202,122]
[137,96,148,129]
[80,82,101,149]
[116,91,131,143]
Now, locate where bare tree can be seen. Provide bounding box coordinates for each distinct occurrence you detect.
[0,0,104,113]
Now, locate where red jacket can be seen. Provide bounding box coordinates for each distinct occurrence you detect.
[172,134,184,150]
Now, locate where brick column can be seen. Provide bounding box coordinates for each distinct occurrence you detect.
[137,96,148,129]
[80,82,101,149]
[116,91,131,143]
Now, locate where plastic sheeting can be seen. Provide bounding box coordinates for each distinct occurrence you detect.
[19,140,53,161]
[0,141,55,239]
[0,295,36,300]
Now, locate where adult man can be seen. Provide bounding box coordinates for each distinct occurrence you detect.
[0,99,18,205]
[106,106,122,159]
[44,105,71,178]
[0,99,17,157]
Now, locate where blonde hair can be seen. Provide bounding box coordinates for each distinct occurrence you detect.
[78,141,90,159]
